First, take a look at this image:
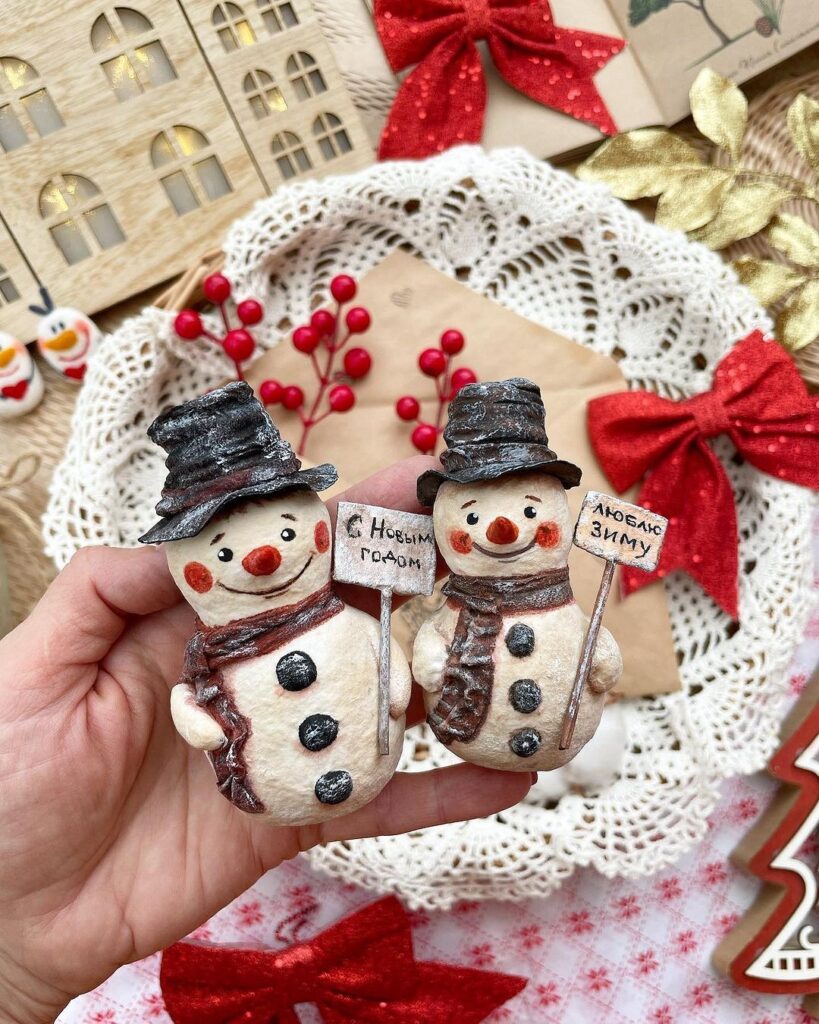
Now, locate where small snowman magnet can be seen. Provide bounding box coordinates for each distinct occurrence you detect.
[412,378,624,772]
[140,381,411,826]
[0,332,44,420]
[29,288,101,382]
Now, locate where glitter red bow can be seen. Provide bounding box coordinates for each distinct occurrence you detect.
[160,896,526,1023]
[587,332,819,619]
[375,0,625,160]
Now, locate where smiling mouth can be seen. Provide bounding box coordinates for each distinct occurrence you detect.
[218,555,313,596]
[472,538,536,560]
[58,335,90,364]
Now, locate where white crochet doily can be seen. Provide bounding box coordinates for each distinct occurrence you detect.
[43,147,815,909]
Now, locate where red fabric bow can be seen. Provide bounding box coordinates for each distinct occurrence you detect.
[587,332,819,619]
[160,896,526,1023]
[375,0,625,160]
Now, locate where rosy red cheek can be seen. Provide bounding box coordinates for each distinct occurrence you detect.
[449,529,473,554]
[536,522,561,548]
[314,520,330,553]
[183,561,213,593]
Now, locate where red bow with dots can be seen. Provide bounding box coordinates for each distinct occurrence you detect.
[587,332,819,619]
[160,896,526,1023]
[375,0,625,160]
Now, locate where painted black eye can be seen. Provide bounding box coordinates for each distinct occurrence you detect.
[524,506,537,519]
[281,528,296,541]
[466,512,479,525]
[217,547,233,562]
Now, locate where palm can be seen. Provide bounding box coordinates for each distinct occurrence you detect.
[0,461,529,1022]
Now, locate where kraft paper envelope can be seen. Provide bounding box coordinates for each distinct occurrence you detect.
[248,252,680,697]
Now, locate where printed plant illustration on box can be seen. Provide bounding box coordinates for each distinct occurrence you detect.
[629,0,786,64]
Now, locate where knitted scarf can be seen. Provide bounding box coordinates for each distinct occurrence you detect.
[428,567,573,746]
[180,583,344,813]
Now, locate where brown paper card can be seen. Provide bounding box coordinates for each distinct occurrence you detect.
[247,252,680,697]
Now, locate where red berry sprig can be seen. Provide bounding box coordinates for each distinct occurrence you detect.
[395,329,476,453]
[260,274,373,456]
[173,273,264,382]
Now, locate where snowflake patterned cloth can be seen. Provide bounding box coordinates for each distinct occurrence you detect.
[60,569,819,1023]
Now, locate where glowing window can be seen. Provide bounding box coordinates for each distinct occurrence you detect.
[285,51,326,101]
[212,2,256,52]
[39,174,125,265]
[151,125,232,215]
[90,7,176,102]
[0,57,63,152]
[312,112,351,161]
[0,264,19,304]
[243,69,286,119]
[257,0,298,34]
[271,130,311,180]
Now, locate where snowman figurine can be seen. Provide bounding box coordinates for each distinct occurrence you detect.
[0,332,44,420]
[29,287,101,382]
[413,378,623,772]
[140,381,411,826]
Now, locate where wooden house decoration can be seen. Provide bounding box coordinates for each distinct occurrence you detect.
[0,0,372,342]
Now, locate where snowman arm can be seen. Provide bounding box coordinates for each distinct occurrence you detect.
[411,618,449,694]
[389,638,412,719]
[588,626,623,695]
[170,684,226,751]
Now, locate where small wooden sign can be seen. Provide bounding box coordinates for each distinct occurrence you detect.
[559,492,668,750]
[573,491,667,572]
[334,502,436,754]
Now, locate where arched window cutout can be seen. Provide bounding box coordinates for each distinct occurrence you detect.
[91,7,176,102]
[285,51,326,101]
[0,264,19,304]
[271,130,311,180]
[150,125,232,216]
[243,69,286,119]
[0,57,63,152]
[212,2,256,52]
[312,112,351,161]
[39,174,125,265]
[257,0,298,34]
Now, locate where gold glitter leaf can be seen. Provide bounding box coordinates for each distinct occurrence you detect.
[690,183,790,250]
[690,69,748,162]
[777,280,819,352]
[576,129,702,200]
[655,168,734,232]
[787,94,819,172]
[734,256,807,305]
[767,214,819,269]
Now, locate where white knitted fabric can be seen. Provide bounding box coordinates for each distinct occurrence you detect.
[43,147,816,909]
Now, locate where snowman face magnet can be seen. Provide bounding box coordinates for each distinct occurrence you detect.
[0,333,44,419]
[36,308,100,382]
[165,490,332,627]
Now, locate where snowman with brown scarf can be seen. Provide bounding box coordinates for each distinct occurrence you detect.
[413,378,622,771]
[140,381,411,826]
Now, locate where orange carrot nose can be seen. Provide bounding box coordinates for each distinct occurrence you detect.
[485,516,519,545]
[43,329,77,352]
[0,347,16,368]
[242,545,282,576]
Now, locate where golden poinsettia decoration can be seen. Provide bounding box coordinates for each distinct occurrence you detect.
[577,69,819,352]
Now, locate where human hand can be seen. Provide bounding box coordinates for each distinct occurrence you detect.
[0,456,530,1024]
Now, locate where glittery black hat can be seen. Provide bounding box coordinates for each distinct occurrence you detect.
[417,378,581,506]
[139,381,337,544]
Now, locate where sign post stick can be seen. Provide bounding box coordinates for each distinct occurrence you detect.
[378,586,392,755]
[559,559,615,751]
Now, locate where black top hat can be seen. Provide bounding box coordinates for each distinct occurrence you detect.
[139,381,337,544]
[417,378,581,506]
